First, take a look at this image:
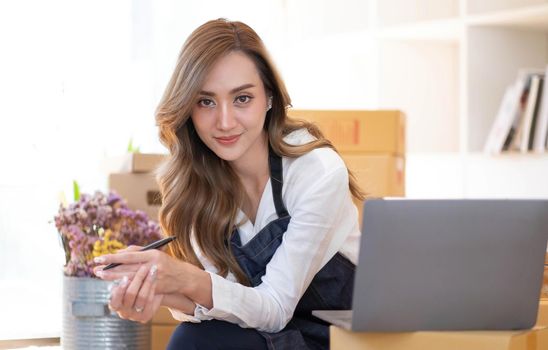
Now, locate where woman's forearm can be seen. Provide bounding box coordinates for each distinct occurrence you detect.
[162,292,197,315]
[164,262,213,310]
[178,265,213,309]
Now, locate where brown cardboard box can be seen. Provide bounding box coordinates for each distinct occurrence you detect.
[108,173,161,221]
[152,325,177,350]
[542,254,548,300]
[151,308,179,350]
[102,153,167,174]
[288,110,405,155]
[340,153,405,224]
[152,307,180,325]
[341,153,405,198]
[330,325,548,350]
[538,301,548,327]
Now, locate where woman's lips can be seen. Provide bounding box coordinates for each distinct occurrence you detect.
[215,134,240,145]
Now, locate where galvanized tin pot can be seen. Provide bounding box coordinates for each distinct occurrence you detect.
[62,276,150,349]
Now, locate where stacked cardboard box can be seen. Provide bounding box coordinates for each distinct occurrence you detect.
[538,253,548,330]
[151,307,180,349]
[103,153,167,174]
[106,153,167,222]
[332,296,548,348]
[538,300,548,327]
[330,325,548,350]
[543,254,548,300]
[288,110,406,224]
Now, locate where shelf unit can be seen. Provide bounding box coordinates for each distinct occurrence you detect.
[281,0,548,198]
[466,2,548,30]
[373,0,548,155]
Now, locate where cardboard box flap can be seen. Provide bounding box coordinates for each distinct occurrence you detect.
[330,325,548,350]
[102,153,168,174]
[288,110,406,155]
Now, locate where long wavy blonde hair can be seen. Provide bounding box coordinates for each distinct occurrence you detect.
[155,19,365,285]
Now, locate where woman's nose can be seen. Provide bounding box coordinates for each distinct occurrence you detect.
[216,103,237,131]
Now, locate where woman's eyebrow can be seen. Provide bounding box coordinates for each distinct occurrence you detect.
[199,83,256,97]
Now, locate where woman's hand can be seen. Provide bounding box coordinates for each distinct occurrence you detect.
[94,243,214,311]
[93,245,188,295]
[108,263,164,323]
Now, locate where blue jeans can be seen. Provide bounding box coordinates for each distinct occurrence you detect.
[167,319,268,350]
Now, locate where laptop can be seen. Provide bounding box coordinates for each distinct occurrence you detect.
[312,199,548,332]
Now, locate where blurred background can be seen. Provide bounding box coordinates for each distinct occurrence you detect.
[1,0,547,342]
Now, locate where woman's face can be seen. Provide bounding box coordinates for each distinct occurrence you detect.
[191,51,270,166]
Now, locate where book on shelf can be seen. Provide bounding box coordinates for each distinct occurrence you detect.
[520,75,543,152]
[533,65,548,153]
[506,71,540,152]
[484,67,547,154]
[483,84,521,154]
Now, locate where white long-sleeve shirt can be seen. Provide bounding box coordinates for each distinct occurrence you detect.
[169,129,361,332]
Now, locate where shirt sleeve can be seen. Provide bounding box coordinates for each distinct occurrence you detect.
[168,307,202,323]
[192,165,353,332]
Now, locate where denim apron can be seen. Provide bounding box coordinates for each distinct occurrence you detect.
[229,147,355,350]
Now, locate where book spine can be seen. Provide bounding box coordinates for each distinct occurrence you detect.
[520,75,541,152]
[533,65,548,153]
[528,77,544,150]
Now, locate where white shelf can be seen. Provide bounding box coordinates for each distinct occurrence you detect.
[464,152,548,198]
[374,3,548,41]
[471,151,548,160]
[466,3,548,31]
[405,153,466,199]
[377,0,460,27]
[379,18,462,41]
[376,0,548,198]
[406,152,548,199]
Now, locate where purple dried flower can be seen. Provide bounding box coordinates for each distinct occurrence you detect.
[54,190,162,277]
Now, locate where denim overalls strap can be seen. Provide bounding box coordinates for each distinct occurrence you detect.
[230,146,355,350]
[267,144,289,218]
[229,145,291,287]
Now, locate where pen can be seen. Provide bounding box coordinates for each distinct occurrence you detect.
[102,236,177,271]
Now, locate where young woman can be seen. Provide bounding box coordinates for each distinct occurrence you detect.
[94,18,365,349]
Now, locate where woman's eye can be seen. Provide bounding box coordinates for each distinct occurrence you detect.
[198,98,215,107]
[235,95,252,104]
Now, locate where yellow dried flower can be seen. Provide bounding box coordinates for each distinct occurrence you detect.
[92,229,126,258]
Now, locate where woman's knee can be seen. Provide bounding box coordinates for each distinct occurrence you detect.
[167,322,210,350]
[166,320,267,350]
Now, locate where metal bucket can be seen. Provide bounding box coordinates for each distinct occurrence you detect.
[62,275,151,349]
